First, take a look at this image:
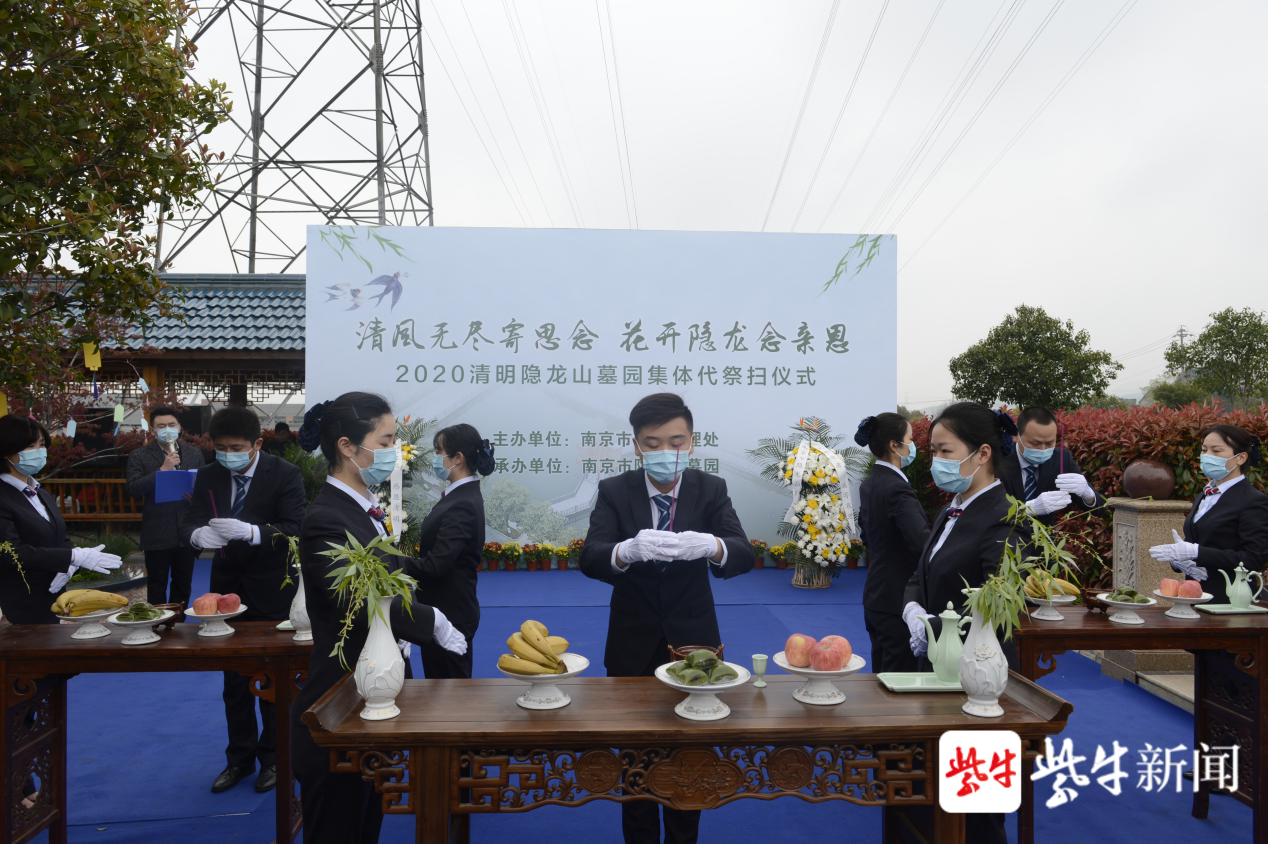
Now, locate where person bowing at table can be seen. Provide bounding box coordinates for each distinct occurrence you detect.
[0,415,122,624]
[855,412,930,673]
[290,392,468,844]
[1148,424,1268,604]
[580,391,756,844]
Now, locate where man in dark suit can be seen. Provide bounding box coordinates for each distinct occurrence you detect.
[581,392,756,844]
[126,405,205,606]
[180,406,305,796]
[999,406,1105,525]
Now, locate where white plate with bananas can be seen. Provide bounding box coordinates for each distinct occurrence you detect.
[1023,573,1079,621]
[496,621,588,710]
[1025,593,1077,621]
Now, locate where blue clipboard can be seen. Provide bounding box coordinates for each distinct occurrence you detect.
[155,470,198,504]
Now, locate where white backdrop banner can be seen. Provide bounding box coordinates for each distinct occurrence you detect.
[305,226,896,543]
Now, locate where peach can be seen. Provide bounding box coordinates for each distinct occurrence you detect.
[810,641,848,671]
[1179,580,1203,599]
[1159,578,1181,597]
[192,593,220,615]
[217,593,241,613]
[784,633,817,668]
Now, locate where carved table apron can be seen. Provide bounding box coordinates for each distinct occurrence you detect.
[303,672,1073,844]
[1016,607,1268,844]
[0,621,310,844]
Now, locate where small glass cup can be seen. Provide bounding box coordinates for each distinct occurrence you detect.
[751,653,768,688]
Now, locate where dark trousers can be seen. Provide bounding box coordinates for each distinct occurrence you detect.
[299,768,384,844]
[144,547,196,606]
[865,608,918,673]
[224,670,275,770]
[420,636,474,679]
[620,638,701,844]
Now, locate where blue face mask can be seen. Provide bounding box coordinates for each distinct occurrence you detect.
[1022,446,1054,466]
[432,453,451,482]
[642,449,689,484]
[900,441,917,468]
[216,450,252,472]
[1200,453,1234,482]
[11,447,46,477]
[930,453,979,494]
[156,427,180,445]
[359,446,398,487]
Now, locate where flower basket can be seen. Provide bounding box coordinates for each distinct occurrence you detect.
[787,547,832,589]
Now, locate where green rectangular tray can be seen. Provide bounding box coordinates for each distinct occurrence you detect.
[1196,603,1268,615]
[876,672,962,693]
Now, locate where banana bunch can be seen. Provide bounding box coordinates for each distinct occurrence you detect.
[1024,570,1079,599]
[497,620,570,676]
[50,589,128,617]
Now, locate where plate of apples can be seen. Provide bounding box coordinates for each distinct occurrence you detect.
[774,633,865,705]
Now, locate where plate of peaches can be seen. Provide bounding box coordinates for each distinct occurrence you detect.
[185,592,248,637]
[774,633,865,705]
[1153,577,1212,619]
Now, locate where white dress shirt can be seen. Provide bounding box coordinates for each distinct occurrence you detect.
[611,473,728,572]
[1,473,49,521]
[928,480,1002,560]
[1195,474,1244,523]
[227,453,263,545]
[326,476,386,537]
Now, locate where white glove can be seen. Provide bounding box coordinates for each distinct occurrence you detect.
[191,526,227,550]
[617,529,680,564]
[1150,530,1204,579]
[1055,473,1095,504]
[668,531,720,561]
[209,518,253,542]
[70,544,123,574]
[1026,490,1073,517]
[49,565,79,593]
[432,608,468,655]
[903,601,931,657]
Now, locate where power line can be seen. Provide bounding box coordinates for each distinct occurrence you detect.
[885,0,1066,232]
[789,0,890,230]
[501,0,585,226]
[458,2,554,225]
[900,0,1137,269]
[815,0,947,233]
[861,0,1022,233]
[759,0,842,232]
[594,0,633,227]
[604,0,638,228]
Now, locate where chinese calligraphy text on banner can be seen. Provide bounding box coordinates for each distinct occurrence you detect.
[306,226,897,543]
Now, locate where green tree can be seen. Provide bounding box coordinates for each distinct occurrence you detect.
[949,305,1123,409]
[1165,308,1268,408]
[1146,378,1210,409]
[482,479,569,544]
[0,0,227,400]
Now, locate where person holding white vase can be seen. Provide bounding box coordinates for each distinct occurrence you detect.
[290,391,468,844]
[901,401,1016,844]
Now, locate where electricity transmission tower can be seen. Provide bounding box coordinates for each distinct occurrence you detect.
[157,0,434,274]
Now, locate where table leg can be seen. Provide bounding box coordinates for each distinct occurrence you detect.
[51,680,67,844]
[416,747,450,844]
[1018,640,1039,682]
[1018,752,1035,844]
[271,664,298,843]
[931,807,965,844]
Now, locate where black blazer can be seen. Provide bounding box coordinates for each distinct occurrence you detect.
[291,483,438,784]
[1181,479,1268,604]
[0,481,73,624]
[179,452,306,619]
[409,479,484,640]
[579,469,756,676]
[125,440,206,550]
[999,447,1105,526]
[860,464,931,619]
[904,483,1014,638]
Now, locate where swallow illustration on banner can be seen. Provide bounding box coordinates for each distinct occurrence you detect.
[366,272,404,308]
[325,283,365,310]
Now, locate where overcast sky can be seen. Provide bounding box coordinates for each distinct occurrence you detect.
[180,0,1268,407]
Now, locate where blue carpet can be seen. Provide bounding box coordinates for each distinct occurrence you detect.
[34,564,1249,843]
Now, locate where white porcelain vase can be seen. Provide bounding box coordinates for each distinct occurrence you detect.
[959,611,1008,718]
[288,569,313,643]
[354,596,405,720]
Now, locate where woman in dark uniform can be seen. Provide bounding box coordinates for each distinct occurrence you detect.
[0,415,122,623]
[416,423,494,679]
[901,402,1017,844]
[290,392,468,843]
[855,412,929,672]
[1149,424,1268,602]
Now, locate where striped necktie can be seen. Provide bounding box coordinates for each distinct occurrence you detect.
[653,494,673,530]
[1023,465,1038,501]
[230,475,250,517]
